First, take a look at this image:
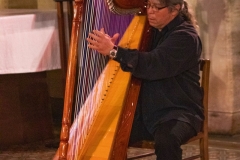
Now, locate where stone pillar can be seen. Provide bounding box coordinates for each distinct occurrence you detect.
[187,0,240,135]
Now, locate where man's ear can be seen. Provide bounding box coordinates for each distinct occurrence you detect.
[171,4,181,16]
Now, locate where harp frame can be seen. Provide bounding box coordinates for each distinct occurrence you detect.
[55,0,152,159]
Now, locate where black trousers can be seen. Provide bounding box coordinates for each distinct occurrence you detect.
[129,120,197,160]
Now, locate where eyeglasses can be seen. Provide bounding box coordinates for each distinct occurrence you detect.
[145,2,168,12]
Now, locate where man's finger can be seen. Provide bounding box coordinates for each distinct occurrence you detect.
[100,28,105,34]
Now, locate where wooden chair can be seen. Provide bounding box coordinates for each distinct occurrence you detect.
[127,59,211,160]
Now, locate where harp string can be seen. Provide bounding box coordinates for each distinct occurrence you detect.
[69,0,134,156]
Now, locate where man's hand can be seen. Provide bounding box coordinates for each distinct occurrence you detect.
[87,28,119,56]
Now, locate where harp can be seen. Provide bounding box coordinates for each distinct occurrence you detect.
[54,0,152,159]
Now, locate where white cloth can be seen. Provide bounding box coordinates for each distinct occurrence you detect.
[0,9,61,74]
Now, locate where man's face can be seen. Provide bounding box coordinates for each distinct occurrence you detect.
[146,0,174,30]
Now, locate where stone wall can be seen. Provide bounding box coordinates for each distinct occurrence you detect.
[38,0,56,9]
[0,0,55,9]
[0,0,6,9]
[187,0,240,135]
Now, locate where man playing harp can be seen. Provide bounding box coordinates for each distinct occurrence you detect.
[87,0,203,159]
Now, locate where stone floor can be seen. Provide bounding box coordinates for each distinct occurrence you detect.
[128,134,240,160]
[0,133,240,160]
[1,99,240,160]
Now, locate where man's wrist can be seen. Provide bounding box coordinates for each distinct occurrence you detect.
[109,45,118,59]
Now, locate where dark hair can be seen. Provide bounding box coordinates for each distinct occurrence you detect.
[158,0,197,28]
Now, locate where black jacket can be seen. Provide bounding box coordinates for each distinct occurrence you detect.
[114,15,204,134]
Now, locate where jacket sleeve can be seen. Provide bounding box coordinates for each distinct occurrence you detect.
[114,30,202,80]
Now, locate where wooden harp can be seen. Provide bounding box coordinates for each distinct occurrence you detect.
[54,0,152,159]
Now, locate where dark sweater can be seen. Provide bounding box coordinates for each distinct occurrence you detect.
[114,15,204,134]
